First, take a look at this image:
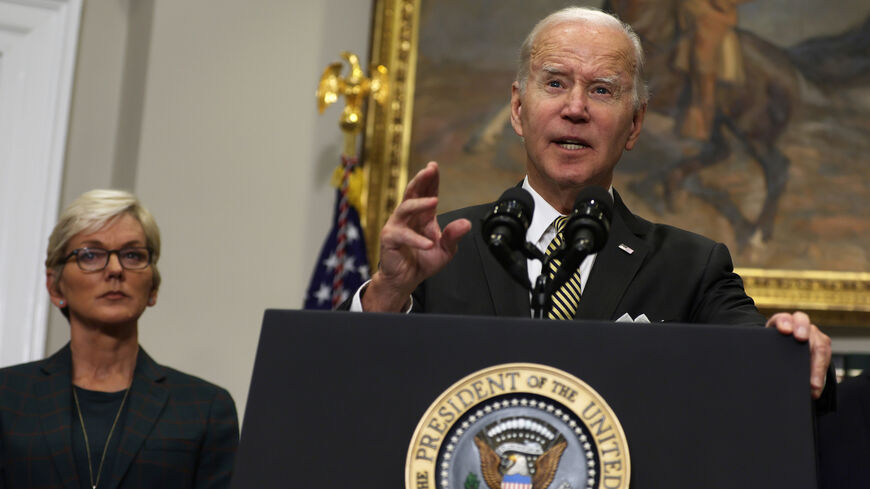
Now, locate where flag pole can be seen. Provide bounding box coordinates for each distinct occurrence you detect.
[308,52,388,309]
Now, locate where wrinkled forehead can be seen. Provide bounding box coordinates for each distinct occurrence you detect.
[530,20,635,75]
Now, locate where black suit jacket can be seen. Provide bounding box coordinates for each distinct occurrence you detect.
[413,189,765,325]
[0,345,239,489]
[817,372,870,489]
[356,188,835,410]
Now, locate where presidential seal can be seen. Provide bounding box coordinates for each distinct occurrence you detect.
[406,364,629,489]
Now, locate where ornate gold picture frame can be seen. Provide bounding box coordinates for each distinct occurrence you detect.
[361,0,870,326]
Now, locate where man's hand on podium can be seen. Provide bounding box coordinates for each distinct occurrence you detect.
[766,311,832,399]
[363,161,471,312]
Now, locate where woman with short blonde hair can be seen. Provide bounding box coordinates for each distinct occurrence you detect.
[0,189,238,489]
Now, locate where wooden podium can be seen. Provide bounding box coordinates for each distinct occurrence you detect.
[231,309,816,489]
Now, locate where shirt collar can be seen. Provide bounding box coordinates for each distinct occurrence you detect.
[523,177,561,244]
[522,177,615,243]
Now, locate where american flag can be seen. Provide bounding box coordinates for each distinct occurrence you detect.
[501,474,532,489]
[304,155,370,309]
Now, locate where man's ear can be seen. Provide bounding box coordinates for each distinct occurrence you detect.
[46,269,65,307]
[625,103,647,151]
[510,81,524,138]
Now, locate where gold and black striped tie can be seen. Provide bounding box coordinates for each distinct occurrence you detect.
[546,216,583,319]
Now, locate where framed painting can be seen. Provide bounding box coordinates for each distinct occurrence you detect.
[361,0,870,326]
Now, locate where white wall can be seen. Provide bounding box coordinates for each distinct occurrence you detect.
[47,0,373,422]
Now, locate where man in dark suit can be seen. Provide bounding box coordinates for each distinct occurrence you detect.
[412,189,762,326]
[817,372,870,488]
[0,345,238,489]
[353,7,831,401]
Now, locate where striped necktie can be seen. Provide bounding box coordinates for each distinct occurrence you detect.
[545,216,583,319]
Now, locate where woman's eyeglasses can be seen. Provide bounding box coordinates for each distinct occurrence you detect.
[62,247,153,271]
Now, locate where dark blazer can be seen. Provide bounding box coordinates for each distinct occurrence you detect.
[817,372,870,489]
[413,189,765,325]
[356,188,835,410]
[0,345,238,489]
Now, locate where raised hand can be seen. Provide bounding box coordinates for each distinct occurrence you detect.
[362,161,471,312]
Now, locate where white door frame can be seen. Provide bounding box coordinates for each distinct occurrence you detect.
[0,0,82,367]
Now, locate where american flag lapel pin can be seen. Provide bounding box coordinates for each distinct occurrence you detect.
[618,243,634,254]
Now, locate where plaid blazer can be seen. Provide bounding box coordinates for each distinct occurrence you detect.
[0,344,239,489]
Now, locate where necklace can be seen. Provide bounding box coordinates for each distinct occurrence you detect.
[72,386,131,489]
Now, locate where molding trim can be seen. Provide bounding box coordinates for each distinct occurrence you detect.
[362,0,419,268]
[738,268,870,327]
[0,0,82,366]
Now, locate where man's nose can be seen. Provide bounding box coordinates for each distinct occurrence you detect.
[561,87,590,122]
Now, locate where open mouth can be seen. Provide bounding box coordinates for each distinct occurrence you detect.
[554,138,590,150]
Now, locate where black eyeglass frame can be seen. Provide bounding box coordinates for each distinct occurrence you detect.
[62,247,154,271]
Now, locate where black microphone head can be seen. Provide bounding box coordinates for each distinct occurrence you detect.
[498,187,535,215]
[481,187,534,288]
[574,186,613,221]
[564,186,613,254]
[481,187,534,249]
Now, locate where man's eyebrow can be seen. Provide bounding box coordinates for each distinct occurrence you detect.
[540,64,566,75]
[592,75,620,86]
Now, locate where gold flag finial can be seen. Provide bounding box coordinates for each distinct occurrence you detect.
[317,51,389,151]
[315,51,390,257]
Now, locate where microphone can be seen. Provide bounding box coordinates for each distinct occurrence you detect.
[482,187,535,288]
[563,186,612,256]
[549,187,613,292]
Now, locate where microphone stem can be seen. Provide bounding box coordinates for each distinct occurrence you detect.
[531,273,548,319]
[549,250,589,294]
[522,242,546,262]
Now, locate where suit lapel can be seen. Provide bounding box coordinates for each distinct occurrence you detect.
[474,229,531,317]
[35,345,78,489]
[107,348,168,489]
[576,191,649,321]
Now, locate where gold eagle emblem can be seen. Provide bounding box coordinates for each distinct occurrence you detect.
[473,417,568,489]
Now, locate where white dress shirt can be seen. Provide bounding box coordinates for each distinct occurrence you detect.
[521,177,600,295]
